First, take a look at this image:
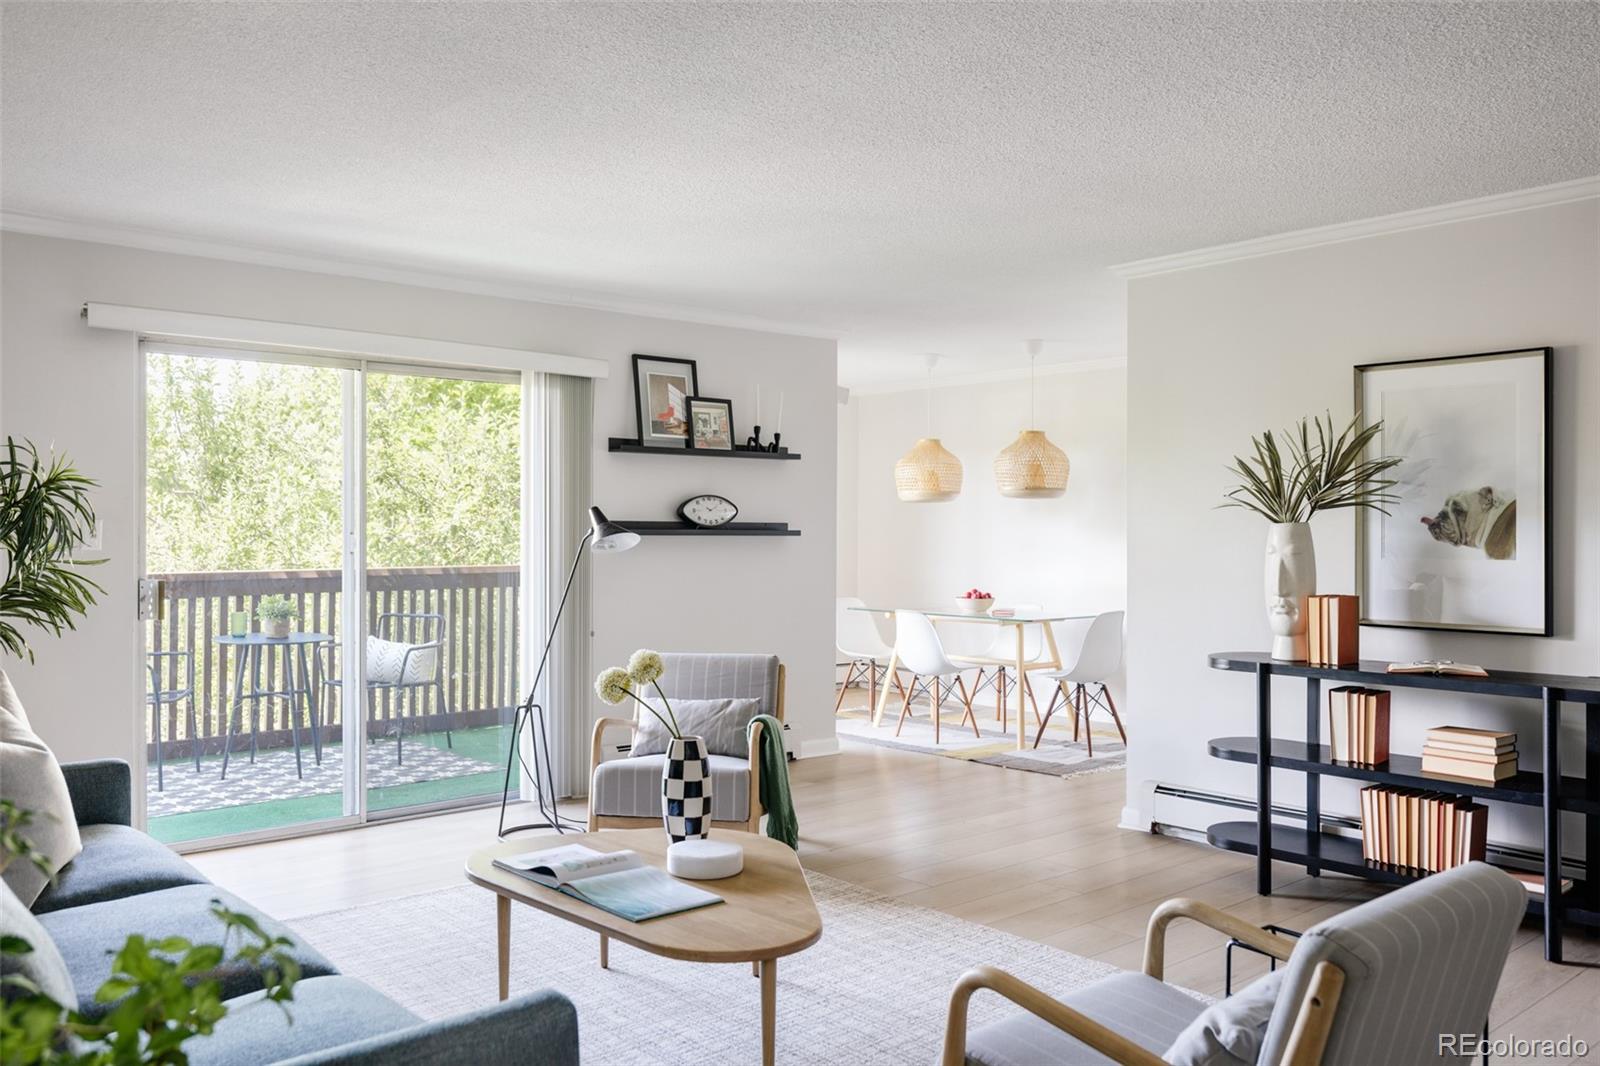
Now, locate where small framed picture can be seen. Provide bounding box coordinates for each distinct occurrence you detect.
[632,354,700,448]
[686,396,736,451]
[1355,346,1552,635]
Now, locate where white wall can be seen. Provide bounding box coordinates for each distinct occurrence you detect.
[836,393,859,595]
[1125,198,1599,854]
[842,366,1126,661]
[0,232,839,805]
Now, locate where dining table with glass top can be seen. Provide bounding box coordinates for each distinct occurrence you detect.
[848,606,1092,750]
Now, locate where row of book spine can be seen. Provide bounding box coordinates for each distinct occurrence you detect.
[1306,594,1359,667]
[1327,685,1389,764]
[1360,785,1486,872]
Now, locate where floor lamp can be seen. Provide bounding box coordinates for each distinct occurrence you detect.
[498,506,640,837]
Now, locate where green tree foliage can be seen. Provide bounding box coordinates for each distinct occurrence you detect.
[145,355,519,573]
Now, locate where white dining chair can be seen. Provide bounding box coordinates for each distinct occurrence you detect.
[966,603,1050,731]
[1034,610,1125,754]
[835,597,904,713]
[893,610,980,743]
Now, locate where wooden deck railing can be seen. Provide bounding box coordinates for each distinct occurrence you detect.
[146,566,520,758]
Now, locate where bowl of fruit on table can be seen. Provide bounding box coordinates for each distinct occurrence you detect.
[955,589,995,614]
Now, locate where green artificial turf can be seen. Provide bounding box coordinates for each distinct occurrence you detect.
[147,724,513,845]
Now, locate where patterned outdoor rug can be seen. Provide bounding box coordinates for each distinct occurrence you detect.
[145,742,498,818]
[835,700,1126,779]
[290,871,1196,1065]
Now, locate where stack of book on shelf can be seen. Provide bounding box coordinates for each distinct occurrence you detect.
[1327,685,1390,765]
[1360,786,1487,872]
[1420,726,1518,782]
[1306,594,1359,667]
[1507,870,1575,897]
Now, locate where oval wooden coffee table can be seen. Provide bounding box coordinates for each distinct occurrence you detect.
[466,829,822,1065]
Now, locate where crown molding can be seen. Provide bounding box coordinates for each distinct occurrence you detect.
[847,354,1126,397]
[1110,175,1600,279]
[0,210,843,341]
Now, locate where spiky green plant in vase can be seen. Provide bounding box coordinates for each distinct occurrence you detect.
[1220,413,1401,661]
[1,438,105,662]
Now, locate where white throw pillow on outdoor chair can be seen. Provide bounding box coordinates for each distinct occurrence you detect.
[365,635,438,686]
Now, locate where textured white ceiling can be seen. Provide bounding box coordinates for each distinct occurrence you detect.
[3,2,1597,387]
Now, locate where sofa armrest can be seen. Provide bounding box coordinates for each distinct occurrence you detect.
[281,989,579,1066]
[60,759,132,826]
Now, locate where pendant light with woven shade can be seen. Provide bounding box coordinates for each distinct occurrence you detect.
[994,339,1069,498]
[894,354,963,502]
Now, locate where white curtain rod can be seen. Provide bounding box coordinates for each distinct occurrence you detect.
[82,302,610,380]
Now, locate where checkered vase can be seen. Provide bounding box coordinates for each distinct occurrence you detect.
[661,735,712,842]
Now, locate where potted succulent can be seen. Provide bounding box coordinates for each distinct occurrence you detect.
[596,650,712,842]
[1221,413,1400,661]
[255,595,295,639]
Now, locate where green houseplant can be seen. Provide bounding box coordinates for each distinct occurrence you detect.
[1,438,104,662]
[1220,413,1401,661]
[254,596,294,639]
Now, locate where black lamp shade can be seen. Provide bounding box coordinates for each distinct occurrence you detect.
[588,506,640,553]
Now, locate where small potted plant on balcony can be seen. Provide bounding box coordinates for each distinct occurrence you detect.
[256,595,295,639]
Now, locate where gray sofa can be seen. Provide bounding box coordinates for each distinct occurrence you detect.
[23,759,580,1065]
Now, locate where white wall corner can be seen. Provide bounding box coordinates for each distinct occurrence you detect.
[796,735,841,759]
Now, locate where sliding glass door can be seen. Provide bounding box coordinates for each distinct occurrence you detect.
[142,346,522,847]
[362,366,521,817]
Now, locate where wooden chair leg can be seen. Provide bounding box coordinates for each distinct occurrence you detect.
[1033,681,1067,749]
[868,658,878,710]
[834,661,857,714]
[932,676,942,744]
[1079,684,1093,758]
[1071,684,1082,742]
[895,678,917,736]
[996,667,1007,732]
[891,668,907,698]
[1024,674,1042,726]
[1101,683,1128,744]
[955,675,980,738]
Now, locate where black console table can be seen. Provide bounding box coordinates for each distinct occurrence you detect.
[1207,651,1600,963]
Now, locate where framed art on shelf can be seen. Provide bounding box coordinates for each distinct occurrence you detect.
[632,354,700,449]
[1354,346,1552,635]
[686,396,735,451]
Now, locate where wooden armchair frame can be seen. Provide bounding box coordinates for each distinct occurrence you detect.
[941,897,1345,1066]
[587,663,786,835]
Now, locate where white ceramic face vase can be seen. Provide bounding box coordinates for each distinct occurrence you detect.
[1264,522,1316,661]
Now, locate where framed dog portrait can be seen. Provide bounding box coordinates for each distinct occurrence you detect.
[1355,347,1551,635]
[632,354,699,448]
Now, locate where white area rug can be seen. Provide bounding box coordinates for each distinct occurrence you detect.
[291,871,1163,1065]
[835,707,1127,779]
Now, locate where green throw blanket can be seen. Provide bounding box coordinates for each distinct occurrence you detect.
[749,713,798,849]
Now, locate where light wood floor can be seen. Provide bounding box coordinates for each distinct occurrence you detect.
[190,698,1595,1063]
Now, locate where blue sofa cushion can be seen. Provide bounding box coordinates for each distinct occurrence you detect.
[36,884,338,1019]
[31,823,209,914]
[279,989,580,1066]
[187,976,418,1066]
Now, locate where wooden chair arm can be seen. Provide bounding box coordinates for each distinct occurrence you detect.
[589,716,638,776]
[1143,897,1297,980]
[941,966,1168,1066]
[746,718,766,825]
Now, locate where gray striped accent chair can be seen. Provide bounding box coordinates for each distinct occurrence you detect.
[588,653,784,834]
[943,861,1526,1066]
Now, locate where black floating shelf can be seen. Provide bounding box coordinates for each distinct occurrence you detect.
[1208,651,1600,702]
[618,521,801,537]
[1205,820,1598,927]
[607,438,801,461]
[1208,736,1600,816]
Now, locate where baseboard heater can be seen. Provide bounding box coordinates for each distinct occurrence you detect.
[1150,783,1586,882]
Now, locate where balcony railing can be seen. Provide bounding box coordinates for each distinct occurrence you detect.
[145,566,520,759]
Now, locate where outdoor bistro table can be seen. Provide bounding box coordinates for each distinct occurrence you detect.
[216,632,333,780]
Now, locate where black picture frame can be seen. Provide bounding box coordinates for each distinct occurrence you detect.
[1354,346,1552,636]
[631,353,700,449]
[685,395,736,451]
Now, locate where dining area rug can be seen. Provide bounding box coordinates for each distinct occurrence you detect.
[289,870,1184,1066]
[834,700,1126,779]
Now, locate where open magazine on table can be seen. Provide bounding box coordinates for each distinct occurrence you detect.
[492,844,723,922]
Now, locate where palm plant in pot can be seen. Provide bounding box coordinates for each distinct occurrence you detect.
[1221,414,1401,661]
[1,438,104,663]
[595,650,712,842]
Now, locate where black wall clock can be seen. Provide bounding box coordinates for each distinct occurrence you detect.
[677,494,739,528]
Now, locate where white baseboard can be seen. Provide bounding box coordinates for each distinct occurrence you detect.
[797,736,842,759]
[1118,805,1149,832]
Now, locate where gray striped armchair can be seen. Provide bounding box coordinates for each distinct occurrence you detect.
[943,861,1526,1066]
[588,652,785,834]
